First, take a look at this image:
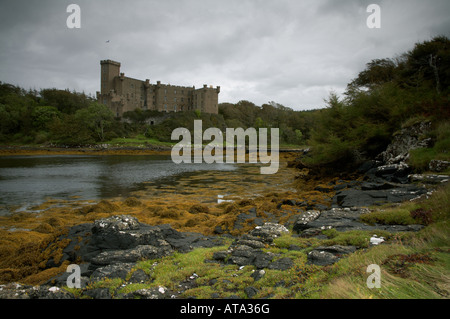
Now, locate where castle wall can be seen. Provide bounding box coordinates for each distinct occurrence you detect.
[98,60,219,116]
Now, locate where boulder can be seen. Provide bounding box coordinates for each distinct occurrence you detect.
[58,215,224,266]
[377,121,432,165]
[307,245,357,266]
[292,210,321,233]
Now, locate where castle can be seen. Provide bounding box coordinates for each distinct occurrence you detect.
[96,60,220,117]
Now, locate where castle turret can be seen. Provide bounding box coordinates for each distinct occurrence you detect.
[100,60,121,95]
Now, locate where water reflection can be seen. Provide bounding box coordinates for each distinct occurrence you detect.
[0,155,236,214]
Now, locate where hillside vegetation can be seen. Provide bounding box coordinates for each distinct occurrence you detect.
[1,36,449,171]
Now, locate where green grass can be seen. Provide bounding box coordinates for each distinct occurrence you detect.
[104,135,175,147]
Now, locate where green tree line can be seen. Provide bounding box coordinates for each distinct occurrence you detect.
[0,36,448,161]
[302,36,450,171]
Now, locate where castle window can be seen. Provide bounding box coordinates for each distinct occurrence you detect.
[174,97,177,102]
[174,105,177,112]
[174,90,177,94]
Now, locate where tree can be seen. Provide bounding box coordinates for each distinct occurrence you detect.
[32,106,61,130]
[75,102,115,142]
[40,88,92,114]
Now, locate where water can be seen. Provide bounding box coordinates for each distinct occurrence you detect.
[0,155,236,215]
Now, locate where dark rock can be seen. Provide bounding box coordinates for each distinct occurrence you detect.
[83,288,111,299]
[244,286,259,298]
[295,208,425,237]
[90,245,172,267]
[292,210,321,233]
[212,251,229,262]
[251,269,265,281]
[268,257,294,270]
[295,208,372,234]
[334,185,427,208]
[58,215,223,266]
[0,283,75,299]
[409,174,450,184]
[90,263,135,282]
[249,223,289,242]
[128,269,150,284]
[253,252,275,269]
[360,182,396,191]
[357,160,380,174]
[307,245,357,266]
[45,264,90,288]
[307,250,339,266]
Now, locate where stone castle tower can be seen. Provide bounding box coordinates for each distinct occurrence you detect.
[96,60,220,117]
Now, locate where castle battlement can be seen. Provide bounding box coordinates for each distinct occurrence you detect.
[97,60,219,117]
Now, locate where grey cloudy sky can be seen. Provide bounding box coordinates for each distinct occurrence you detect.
[1,0,449,110]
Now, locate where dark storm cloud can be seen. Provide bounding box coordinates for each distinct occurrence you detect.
[0,0,449,109]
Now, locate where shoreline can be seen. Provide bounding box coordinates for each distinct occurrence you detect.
[0,145,306,156]
[0,146,173,156]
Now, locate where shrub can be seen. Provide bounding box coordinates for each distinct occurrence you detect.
[410,208,433,225]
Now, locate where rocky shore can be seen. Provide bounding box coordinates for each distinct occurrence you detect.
[0,120,448,299]
[0,163,437,299]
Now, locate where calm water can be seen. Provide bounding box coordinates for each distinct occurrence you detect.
[0,155,236,215]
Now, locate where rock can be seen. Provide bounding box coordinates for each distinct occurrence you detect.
[268,257,294,270]
[128,269,150,283]
[90,245,172,267]
[307,245,357,266]
[244,286,259,298]
[333,185,427,208]
[296,208,371,234]
[58,215,224,266]
[360,182,396,191]
[409,174,450,184]
[251,269,266,281]
[250,223,289,241]
[377,121,432,164]
[295,207,425,237]
[357,160,381,174]
[292,210,321,233]
[0,283,75,299]
[307,250,339,266]
[228,245,274,269]
[429,160,450,173]
[90,263,135,282]
[212,251,229,262]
